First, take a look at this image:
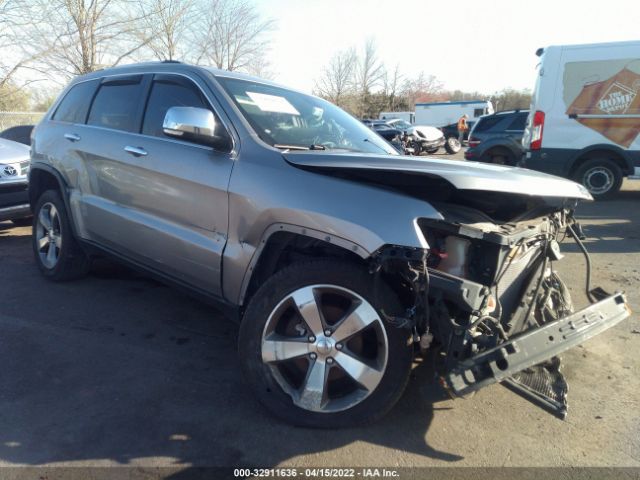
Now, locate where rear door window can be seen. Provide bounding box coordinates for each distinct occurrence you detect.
[87,77,144,132]
[52,80,99,124]
[142,76,210,138]
[473,115,503,132]
[506,113,528,131]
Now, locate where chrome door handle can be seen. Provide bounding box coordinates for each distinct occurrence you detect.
[64,133,81,142]
[124,146,148,157]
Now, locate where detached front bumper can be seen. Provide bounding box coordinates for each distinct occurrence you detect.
[444,292,631,399]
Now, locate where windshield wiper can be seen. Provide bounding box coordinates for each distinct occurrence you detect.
[273,144,327,151]
[274,144,310,151]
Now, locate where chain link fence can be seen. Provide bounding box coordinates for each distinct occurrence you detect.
[0,112,45,132]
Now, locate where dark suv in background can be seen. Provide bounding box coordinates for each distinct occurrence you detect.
[464,110,529,165]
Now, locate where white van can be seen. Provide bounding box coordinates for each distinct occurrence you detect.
[379,111,415,123]
[523,40,640,197]
[414,100,494,127]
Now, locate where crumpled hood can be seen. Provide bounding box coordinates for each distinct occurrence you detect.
[283,152,593,201]
[0,138,30,164]
[409,125,444,142]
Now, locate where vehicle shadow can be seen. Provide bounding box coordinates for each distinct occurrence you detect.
[562,189,640,255]
[0,253,464,469]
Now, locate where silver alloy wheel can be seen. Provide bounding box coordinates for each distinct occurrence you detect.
[35,202,62,269]
[583,166,614,195]
[261,284,388,413]
[447,137,461,151]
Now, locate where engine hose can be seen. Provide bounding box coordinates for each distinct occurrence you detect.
[522,244,550,330]
[567,223,596,303]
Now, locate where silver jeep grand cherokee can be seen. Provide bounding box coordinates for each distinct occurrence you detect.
[29,62,630,427]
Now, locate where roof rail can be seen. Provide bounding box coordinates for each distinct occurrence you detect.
[161,60,182,64]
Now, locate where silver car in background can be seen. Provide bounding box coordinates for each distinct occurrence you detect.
[0,137,31,224]
[28,62,630,428]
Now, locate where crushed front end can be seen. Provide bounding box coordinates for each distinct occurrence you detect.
[374,202,631,418]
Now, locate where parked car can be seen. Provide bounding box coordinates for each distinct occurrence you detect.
[366,119,445,155]
[0,137,32,225]
[367,122,404,152]
[522,40,640,198]
[0,124,35,146]
[30,62,630,427]
[383,119,447,154]
[464,110,529,165]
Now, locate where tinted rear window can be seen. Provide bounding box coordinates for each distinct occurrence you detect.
[52,80,99,123]
[472,115,504,132]
[506,113,528,131]
[87,80,143,132]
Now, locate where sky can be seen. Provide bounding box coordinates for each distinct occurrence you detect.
[254,0,639,94]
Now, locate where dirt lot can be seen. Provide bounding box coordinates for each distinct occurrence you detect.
[0,166,639,473]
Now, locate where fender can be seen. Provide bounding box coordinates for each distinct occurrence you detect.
[475,137,523,161]
[28,162,80,237]
[566,143,635,175]
[236,223,371,305]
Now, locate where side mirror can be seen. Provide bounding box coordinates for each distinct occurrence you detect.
[162,106,230,149]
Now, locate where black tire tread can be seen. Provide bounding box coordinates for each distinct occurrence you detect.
[32,189,90,281]
[574,158,623,198]
[238,259,413,428]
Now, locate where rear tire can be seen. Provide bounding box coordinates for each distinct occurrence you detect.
[32,189,90,281]
[445,137,461,154]
[238,259,413,428]
[574,158,622,198]
[484,148,515,166]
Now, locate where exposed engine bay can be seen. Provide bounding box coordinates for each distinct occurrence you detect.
[283,152,630,418]
[372,200,630,418]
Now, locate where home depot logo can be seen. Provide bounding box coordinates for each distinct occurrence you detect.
[597,82,636,114]
[567,67,640,147]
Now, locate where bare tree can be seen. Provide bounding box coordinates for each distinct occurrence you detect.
[12,0,153,81]
[382,63,402,111]
[402,72,445,107]
[138,0,195,61]
[314,48,357,107]
[0,0,48,107]
[193,0,274,72]
[355,38,385,116]
[356,39,385,94]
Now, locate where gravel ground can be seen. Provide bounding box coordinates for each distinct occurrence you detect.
[0,160,638,473]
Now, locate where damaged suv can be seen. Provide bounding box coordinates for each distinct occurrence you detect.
[29,63,631,427]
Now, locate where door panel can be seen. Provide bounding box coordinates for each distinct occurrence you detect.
[75,73,233,294]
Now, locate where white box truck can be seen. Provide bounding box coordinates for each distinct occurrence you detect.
[378,111,415,123]
[413,100,494,127]
[523,40,640,198]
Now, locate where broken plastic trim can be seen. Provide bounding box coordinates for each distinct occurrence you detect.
[444,292,630,399]
[370,245,429,331]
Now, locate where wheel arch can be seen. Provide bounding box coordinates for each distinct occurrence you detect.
[238,225,369,307]
[28,164,79,237]
[567,144,632,177]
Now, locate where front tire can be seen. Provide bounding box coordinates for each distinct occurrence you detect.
[238,260,413,428]
[574,158,623,198]
[32,189,90,281]
[445,137,461,154]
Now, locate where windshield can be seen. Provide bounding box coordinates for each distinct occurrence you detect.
[216,77,398,154]
[388,119,412,130]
